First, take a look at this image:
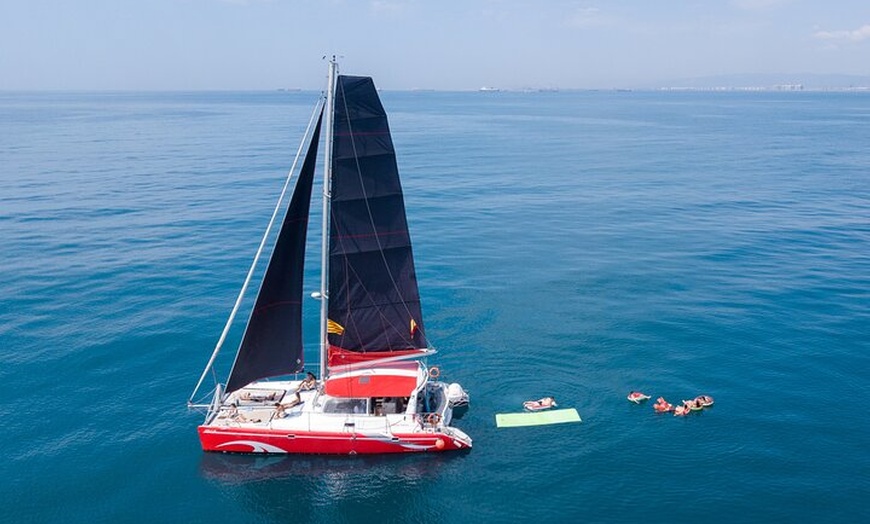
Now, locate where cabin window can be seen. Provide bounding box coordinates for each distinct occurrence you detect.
[372,397,409,415]
[322,398,368,414]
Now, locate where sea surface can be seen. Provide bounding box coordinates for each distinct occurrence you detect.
[1,88,868,523]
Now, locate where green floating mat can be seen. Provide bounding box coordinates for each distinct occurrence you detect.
[495,408,581,428]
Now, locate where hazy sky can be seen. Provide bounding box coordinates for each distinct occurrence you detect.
[1,0,868,90]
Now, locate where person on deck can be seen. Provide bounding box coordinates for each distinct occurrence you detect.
[294,372,317,402]
[284,372,317,408]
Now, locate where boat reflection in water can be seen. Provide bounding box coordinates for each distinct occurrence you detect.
[199,451,471,521]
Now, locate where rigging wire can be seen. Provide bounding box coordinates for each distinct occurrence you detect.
[188,96,325,405]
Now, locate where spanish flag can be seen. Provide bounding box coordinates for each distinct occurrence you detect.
[327,319,345,335]
[410,318,418,337]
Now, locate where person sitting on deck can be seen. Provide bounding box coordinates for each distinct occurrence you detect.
[298,372,317,393]
[286,372,317,407]
[228,405,247,422]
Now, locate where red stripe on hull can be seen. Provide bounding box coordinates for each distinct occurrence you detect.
[198,425,469,455]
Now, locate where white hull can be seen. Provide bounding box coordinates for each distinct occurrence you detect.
[199,376,472,454]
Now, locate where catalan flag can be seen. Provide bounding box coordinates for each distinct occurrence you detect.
[410,318,418,336]
[327,319,345,335]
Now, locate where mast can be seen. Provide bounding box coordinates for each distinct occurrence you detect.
[319,57,338,378]
[189,101,324,406]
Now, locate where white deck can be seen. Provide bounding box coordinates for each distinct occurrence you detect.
[207,380,434,436]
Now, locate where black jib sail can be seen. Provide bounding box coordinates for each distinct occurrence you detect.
[226,110,323,393]
[327,75,427,354]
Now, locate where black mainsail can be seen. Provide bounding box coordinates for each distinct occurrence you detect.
[225,110,323,393]
[327,76,427,356]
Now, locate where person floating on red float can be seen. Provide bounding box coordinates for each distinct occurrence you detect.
[627,391,651,404]
[523,397,557,411]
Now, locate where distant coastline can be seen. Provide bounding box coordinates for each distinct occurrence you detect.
[5,73,869,94]
[656,85,870,92]
[438,73,870,94]
[467,73,870,93]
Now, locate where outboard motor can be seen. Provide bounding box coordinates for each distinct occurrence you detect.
[446,383,470,408]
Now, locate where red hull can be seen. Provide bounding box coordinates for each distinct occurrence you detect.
[198,425,469,455]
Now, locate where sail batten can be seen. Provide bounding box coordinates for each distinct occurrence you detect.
[327,75,427,357]
[225,109,324,394]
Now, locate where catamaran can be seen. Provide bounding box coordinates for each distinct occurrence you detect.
[188,59,472,454]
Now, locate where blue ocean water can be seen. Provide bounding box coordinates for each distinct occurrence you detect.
[1,89,868,523]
